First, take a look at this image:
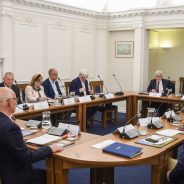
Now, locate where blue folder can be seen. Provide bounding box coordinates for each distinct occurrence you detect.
[102,142,142,158]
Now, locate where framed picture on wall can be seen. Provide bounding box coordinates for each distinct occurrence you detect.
[115,41,134,58]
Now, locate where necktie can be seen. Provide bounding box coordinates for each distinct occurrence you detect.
[156,82,159,93]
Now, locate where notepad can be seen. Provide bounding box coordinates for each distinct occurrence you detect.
[102,142,142,158]
[27,134,61,145]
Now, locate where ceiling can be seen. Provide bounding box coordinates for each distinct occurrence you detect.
[44,0,184,12]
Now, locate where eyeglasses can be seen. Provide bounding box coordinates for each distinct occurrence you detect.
[7,98,18,103]
[156,75,162,77]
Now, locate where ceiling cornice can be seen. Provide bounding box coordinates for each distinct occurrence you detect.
[9,0,184,18]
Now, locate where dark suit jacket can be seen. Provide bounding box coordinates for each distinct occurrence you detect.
[69,77,89,96]
[169,144,184,184]
[42,78,62,99]
[147,79,175,94]
[0,112,52,184]
[0,82,21,104]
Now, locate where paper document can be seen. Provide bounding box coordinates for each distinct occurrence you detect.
[156,129,181,137]
[27,134,61,145]
[91,140,116,149]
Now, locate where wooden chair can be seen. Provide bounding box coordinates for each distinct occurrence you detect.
[18,83,29,102]
[179,77,184,94]
[89,80,118,128]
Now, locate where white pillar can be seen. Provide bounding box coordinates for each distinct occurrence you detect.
[0,0,14,73]
[95,26,109,83]
[133,21,149,91]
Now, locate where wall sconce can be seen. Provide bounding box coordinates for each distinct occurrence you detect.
[160,42,172,49]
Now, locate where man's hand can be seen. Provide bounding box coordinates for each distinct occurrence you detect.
[49,144,64,153]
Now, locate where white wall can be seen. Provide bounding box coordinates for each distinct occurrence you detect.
[108,31,134,92]
[0,0,184,95]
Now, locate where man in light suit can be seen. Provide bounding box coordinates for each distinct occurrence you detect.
[42,68,62,99]
[0,72,21,104]
[0,87,63,184]
[70,69,97,127]
[147,70,175,116]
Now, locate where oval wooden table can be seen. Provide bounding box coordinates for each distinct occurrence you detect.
[53,119,184,184]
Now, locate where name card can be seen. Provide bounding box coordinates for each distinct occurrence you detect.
[149,92,162,97]
[58,123,80,136]
[105,93,114,99]
[63,97,75,105]
[78,95,91,103]
[33,101,49,110]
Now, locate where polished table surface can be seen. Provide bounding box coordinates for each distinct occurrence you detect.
[15,92,134,132]
[52,116,184,184]
[16,119,100,184]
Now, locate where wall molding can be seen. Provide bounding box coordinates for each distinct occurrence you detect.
[9,0,184,19]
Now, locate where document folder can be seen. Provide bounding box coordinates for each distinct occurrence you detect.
[102,142,142,158]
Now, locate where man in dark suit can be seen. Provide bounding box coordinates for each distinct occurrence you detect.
[147,70,175,116]
[0,87,63,184]
[70,69,97,127]
[0,72,21,104]
[42,68,62,99]
[167,144,184,184]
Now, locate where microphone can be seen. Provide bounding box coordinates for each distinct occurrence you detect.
[147,105,164,129]
[118,114,139,139]
[112,74,124,95]
[16,104,29,111]
[97,75,109,93]
[58,77,68,97]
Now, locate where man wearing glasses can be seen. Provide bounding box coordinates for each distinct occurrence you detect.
[70,69,97,127]
[147,70,175,116]
[0,72,21,104]
[0,87,63,184]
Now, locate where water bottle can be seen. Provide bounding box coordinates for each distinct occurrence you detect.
[42,111,52,130]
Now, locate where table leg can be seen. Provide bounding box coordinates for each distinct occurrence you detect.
[90,167,114,184]
[54,158,68,184]
[151,154,168,184]
[46,158,55,184]
[82,104,87,132]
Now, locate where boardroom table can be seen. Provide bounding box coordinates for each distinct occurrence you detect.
[132,92,184,124]
[81,92,133,131]
[52,116,184,184]
[14,92,133,132]
[15,103,83,129]
[14,92,184,131]
[16,119,100,184]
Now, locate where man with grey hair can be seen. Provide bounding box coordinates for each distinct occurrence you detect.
[70,69,89,96]
[147,70,175,116]
[70,69,97,127]
[0,72,21,104]
[0,87,63,184]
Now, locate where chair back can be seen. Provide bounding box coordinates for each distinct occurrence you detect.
[89,80,104,93]
[179,77,184,94]
[18,83,29,102]
[64,81,72,96]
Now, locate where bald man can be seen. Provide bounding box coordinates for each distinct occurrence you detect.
[0,72,21,104]
[0,87,63,184]
[42,68,62,99]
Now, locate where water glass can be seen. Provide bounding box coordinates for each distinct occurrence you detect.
[42,111,52,130]
[139,122,148,135]
[70,92,75,97]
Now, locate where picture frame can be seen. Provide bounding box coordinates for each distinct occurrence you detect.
[115,41,134,58]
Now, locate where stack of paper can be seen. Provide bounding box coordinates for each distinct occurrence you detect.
[26,134,61,145]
